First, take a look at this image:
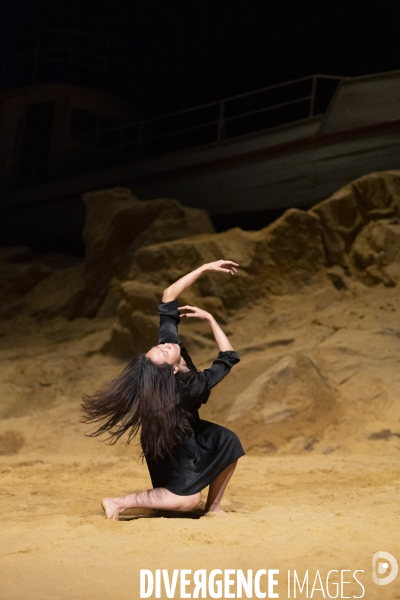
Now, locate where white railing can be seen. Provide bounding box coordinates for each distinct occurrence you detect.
[75,74,344,158]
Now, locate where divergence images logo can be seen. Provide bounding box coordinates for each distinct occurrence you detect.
[372,551,398,586]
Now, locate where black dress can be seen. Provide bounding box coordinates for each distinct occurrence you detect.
[145,300,245,496]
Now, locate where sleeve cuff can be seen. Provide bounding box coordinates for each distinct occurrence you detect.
[157,300,180,321]
[217,350,240,363]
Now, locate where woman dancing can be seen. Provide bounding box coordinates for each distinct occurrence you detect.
[82,260,245,520]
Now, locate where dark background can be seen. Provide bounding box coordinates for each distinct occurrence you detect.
[1,0,400,253]
[1,0,399,118]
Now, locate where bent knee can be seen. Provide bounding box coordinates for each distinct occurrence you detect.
[176,492,201,512]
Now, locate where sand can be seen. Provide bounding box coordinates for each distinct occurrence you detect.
[1,172,400,598]
[1,280,399,599]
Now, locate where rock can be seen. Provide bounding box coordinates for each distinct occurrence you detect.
[279,435,319,454]
[380,221,400,263]
[95,278,124,319]
[304,436,319,451]
[102,323,141,358]
[36,251,81,270]
[24,263,85,318]
[350,219,400,287]
[227,353,339,452]
[0,431,25,455]
[0,260,54,318]
[246,442,277,455]
[250,208,328,294]
[194,295,228,324]
[311,188,364,267]
[0,248,83,319]
[311,171,400,267]
[368,429,400,440]
[104,288,219,356]
[119,281,161,314]
[0,246,35,263]
[366,264,396,287]
[105,172,400,347]
[102,281,162,356]
[71,187,215,317]
[322,445,340,454]
[132,208,328,302]
[317,327,400,358]
[132,227,257,306]
[1,171,400,465]
[102,310,159,358]
[326,265,349,290]
[106,208,329,352]
[56,172,400,332]
[5,263,53,296]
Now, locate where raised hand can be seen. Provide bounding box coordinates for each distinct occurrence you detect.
[178,305,234,351]
[203,260,239,275]
[162,260,239,302]
[178,305,211,320]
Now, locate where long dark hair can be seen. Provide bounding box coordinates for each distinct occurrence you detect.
[81,354,197,461]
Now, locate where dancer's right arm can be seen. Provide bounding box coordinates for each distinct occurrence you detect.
[162,260,238,302]
[178,305,240,395]
[178,305,233,351]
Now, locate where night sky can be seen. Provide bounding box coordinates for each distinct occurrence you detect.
[1,0,400,117]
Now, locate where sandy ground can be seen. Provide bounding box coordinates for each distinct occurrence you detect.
[1,453,399,599]
[1,281,400,599]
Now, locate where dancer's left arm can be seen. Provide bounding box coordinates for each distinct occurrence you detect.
[158,300,181,345]
[158,260,238,346]
[162,260,238,302]
[157,300,197,371]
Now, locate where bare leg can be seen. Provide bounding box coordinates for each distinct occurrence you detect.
[205,460,238,513]
[101,488,201,521]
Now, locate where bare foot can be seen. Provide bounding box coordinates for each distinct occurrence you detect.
[205,506,227,516]
[101,497,123,520]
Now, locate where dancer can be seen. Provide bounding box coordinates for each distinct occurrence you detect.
[82,260,245,520]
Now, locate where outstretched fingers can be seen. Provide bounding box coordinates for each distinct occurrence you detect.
[178,305,208,319]
[217,260,239,275]
[219,267,237,274]
[205,259,239,275]
[219,260,239,266]
[178,305,196,318]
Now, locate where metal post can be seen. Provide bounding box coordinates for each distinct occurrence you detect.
[217,101,226,141]
[309,75,317,117]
